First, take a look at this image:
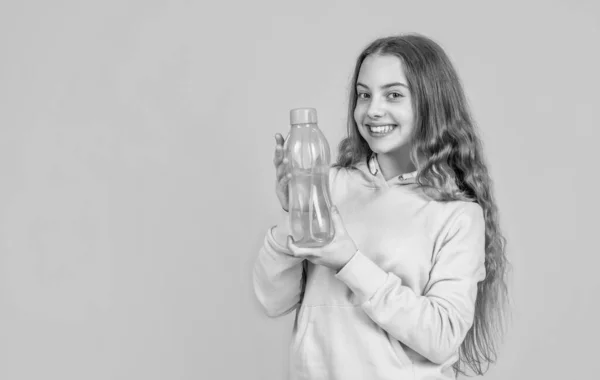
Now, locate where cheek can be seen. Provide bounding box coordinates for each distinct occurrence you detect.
[395,106,415,127]
[405,113,416,132]
[353,108,368,139]
[353,106,361,124]
[354,103,368,124]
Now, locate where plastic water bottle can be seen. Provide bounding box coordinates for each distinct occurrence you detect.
[284,108,334,247]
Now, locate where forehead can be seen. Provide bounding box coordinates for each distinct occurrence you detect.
[357,54,407,84]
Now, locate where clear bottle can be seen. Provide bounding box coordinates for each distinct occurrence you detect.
[284,108,334,247]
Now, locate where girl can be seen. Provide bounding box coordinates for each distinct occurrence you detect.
[253,33,509,380]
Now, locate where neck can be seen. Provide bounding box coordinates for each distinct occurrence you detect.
[376,145,417,181]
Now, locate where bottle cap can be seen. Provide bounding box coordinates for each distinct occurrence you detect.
[290,108,318,125]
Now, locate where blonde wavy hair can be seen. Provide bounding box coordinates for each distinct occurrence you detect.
[334,33,510,376]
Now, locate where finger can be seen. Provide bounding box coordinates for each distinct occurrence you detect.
[276,159,290,182]
[286,235,297,255]
[275,133,285,146]
[273,145,284,166]
[277,172,292,188]
[330,205,341,223]
[286,236,312,257]
[330,206,344,234]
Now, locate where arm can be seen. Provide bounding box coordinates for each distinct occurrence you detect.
[335,203,487,364]
[253,209,305,318]
[254,166,338,317]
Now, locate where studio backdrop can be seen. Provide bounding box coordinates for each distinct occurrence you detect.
[0,1,597,379]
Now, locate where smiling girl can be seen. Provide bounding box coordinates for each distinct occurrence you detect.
[253,33,509,380]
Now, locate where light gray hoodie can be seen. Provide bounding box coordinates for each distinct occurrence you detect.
[253,154,486,380]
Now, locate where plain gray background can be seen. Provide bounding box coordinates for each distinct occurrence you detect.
[0,0,597,379]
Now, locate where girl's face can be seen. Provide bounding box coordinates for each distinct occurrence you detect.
[354,54,415,157]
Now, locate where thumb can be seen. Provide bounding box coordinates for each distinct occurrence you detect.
[331,206,343,225]
[286,235,297,252]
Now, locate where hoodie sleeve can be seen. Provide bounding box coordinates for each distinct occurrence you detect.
[335,202,487,364]
[252,209,305,318]
[253,166,340,318]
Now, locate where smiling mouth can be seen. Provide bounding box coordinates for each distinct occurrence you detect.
[367,124,397,135]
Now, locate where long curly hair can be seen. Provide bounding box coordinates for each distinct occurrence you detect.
[334,33,510,376]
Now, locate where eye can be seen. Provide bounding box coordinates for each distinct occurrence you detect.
[357,92,370,99]
[388,92,403,99]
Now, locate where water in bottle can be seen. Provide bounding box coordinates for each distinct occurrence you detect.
[284,108,334,248]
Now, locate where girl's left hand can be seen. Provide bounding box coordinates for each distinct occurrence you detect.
[286,206,359,273]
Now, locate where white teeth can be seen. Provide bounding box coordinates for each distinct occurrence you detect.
[369,125,395,133]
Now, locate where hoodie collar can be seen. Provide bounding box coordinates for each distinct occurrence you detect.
[358,153,418,187]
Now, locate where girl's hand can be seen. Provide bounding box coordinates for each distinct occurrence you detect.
[273,133,291,212]
[286,206,359,272]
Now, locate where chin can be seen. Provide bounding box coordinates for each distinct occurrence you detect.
[368,139,410,155]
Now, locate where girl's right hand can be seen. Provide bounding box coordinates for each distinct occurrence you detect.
[274,133,291,212]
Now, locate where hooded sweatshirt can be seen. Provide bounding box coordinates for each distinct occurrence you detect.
[253,154,486,380]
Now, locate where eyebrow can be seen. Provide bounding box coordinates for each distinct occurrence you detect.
[356,82,408,89]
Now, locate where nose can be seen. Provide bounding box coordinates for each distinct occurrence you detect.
[366,97,385,119]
